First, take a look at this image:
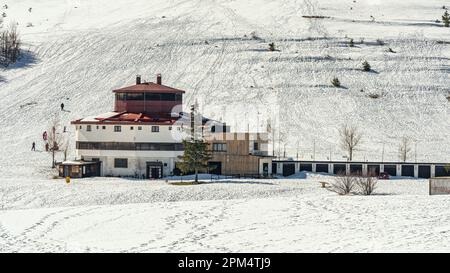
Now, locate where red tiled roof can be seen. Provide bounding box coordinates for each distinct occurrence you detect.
[71,112,181,125]
[113,82,185,93]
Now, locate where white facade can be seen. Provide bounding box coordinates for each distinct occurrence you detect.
[75,122,184,178]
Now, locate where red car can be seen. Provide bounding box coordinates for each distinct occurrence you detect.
[378,172,390,180]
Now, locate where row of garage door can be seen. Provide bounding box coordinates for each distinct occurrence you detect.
[276,162,450,178]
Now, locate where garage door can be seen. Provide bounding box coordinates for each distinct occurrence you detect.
[333,164,346,175]
[401,165,414,177]
[283,164,295,177]
[418,165,431,179]
[384,165,397,176]
[316,164,328,173]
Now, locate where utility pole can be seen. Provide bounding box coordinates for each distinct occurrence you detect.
[415,141,418,163]
[381,142,385,163]
[313,139,316,161]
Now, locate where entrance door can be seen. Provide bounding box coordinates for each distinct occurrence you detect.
[208,162,222,175]
[146,162,163,179]
[263,163,269,177]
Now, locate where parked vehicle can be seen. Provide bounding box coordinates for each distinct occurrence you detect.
[378,172,390,180]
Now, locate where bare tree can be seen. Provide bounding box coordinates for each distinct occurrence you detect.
[399,136,412,162]
[47,118,66,168]
[339,124,362,161]
[328,172,356,195]
[356,175,378,195]
[0,22,21,66]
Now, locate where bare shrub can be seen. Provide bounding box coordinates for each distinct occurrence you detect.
[356,175,378,195]
[368,93,381,99]
[329,173,356,195]
[339,124,363,161]
[0,22,21,66]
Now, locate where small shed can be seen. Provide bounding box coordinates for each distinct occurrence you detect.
[58,160,101,178]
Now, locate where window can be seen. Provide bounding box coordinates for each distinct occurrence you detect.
[116,93,127,101]
[114,158,128,168]
[114,126,121,132]
[169,126,172,130]
[138,126,142,130]
[92,158,100,162]
[253,142,259,151]
[96,126,99,130]
[213,143,227,152]
[102,126,106,130]
[87,125,92,132]
[151,126,159,132]
[79,126,82,130]
[126,93,144,100]
[130,126,134,130]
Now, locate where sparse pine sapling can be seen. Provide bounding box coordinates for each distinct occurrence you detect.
[443,10,450,27]
[349,38,354,47]
[269,42,276,51]
[362,60,371,71]
[331,77,341,87]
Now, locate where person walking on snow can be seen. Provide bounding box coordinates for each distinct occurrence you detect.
[43,131,48,141]
[31,142,36,151]
[60,103,65,111]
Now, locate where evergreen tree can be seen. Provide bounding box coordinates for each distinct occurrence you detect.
[331,77,341,87]
[349,38,354,47]
[177,139,212,182]
[443,10,450,27]
[268,42,276,51]
[362,60,371,71]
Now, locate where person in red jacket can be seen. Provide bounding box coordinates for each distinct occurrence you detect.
[43,131,48,141]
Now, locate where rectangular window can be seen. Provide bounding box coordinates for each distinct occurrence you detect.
[102,126,106,130]
[116,93,127,101]
[79,126,82,129]
[114,158,128,168]
[96,126,99,130]
[130,126,134,130]
[87,125,92,132]
[92,158,100,162]
[169,126,172,130]
[151,126,159,132]
[213,143,227,152]
[253,142,259,151]
[114,126,121,132]
[138,126,142,130]
[126,93,144,100]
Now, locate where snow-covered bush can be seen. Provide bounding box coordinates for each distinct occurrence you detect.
[331,77,340,87]
[362,60,371,71]
[356,175,378,195]
[349,38,354,47]
[329,173,356,195]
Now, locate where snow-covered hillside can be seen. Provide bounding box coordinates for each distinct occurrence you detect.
[0,0,449,178]
[1,175,449,252]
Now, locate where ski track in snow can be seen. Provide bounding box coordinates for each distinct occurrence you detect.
[0,0,449,179]
[0,0,449,252]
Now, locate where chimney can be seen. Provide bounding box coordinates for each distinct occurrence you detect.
[136,75,141,84]
[156,73,162,85]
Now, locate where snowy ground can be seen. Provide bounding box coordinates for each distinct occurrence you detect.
[1,173,450,253]
[0,0,449,179]
[0,0,449,252]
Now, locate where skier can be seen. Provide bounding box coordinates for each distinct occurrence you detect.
[43,131,48,141]
[60,103,65,111]
[45,143,49,152]
[31,142,36,151]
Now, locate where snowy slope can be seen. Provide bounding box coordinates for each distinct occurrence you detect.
[1,176,449,252]
[0,0,449,178]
